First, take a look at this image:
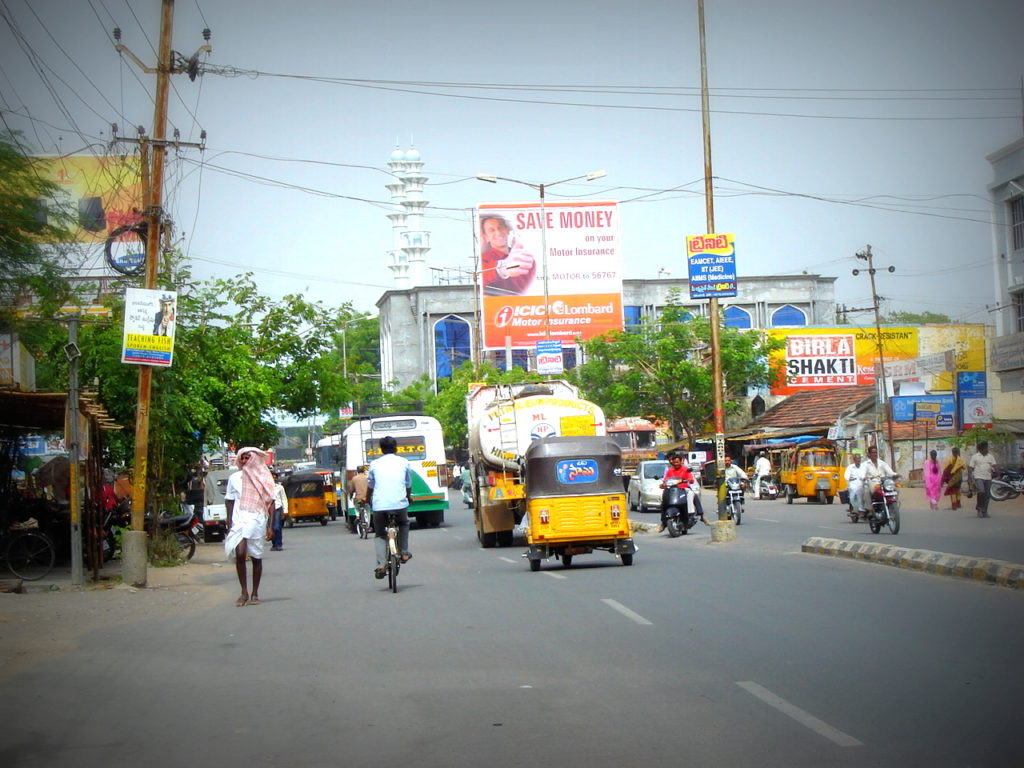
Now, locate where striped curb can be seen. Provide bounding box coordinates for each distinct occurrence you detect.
[802,537,1024,590]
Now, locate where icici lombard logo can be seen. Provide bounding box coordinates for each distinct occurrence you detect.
[493,301,615,328]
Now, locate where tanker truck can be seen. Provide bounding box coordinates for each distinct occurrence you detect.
[466,380,606,547]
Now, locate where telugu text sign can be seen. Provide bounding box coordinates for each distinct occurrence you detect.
[686,233,737,300]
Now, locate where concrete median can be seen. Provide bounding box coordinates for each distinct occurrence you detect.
[802,536,1024,590]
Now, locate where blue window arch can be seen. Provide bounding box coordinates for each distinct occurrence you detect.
[724,306,752,329]
[771,304,806,327]
[434,316,471,379]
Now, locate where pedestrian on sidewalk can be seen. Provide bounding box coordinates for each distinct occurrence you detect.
[924,449,942,511]
[224,447,275,606]
[967,441,998,518]
[271,473,287,550]
[941,447,965,510]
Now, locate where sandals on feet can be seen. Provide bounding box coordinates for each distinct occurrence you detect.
[235,596,248,607]
[374,566,386,580]
[400,553,412,564]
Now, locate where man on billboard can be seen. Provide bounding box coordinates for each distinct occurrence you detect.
[479,214,536,296]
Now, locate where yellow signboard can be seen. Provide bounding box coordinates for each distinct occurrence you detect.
[560,414,598,436]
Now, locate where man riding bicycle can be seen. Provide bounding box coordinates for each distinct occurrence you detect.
[349,464,371,532]
[367,436,413,580]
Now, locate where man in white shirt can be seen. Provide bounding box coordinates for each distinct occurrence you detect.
[752,452,771,499]
[368,435,413,579]
[844,453,865,515]
[967,441,999,518]
[860,445,896,513]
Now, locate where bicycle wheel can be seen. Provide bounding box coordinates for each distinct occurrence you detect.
[389,552,400,593]
[6,531,56,581]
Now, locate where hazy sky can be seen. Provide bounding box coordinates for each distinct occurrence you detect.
[2,0,1022,326]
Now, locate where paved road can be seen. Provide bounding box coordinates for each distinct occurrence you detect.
[1,490,1022,767]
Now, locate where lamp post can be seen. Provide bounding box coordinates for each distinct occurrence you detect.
[476,170,606,341]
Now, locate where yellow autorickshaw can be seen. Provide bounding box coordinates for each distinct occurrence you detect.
[313,468,339,522]
[778,439,844,505]
[283,471,331,527]
[523,436,637,571]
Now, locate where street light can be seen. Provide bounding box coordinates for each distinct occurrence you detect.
[476,170,606,341]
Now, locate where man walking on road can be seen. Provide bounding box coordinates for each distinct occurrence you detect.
[224,447,275,606]
[967,441,999,518]
[368,436,413,579]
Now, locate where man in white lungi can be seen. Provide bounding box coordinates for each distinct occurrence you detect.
[224,447,275,606]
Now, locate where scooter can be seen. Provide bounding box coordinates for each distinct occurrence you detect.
[756,475,779,500]
[724,476,745,525]
[867,477,901,535]
[989,468,1023,501]
[662,478,700,537]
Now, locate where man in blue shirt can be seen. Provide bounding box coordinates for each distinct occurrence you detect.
[368,435,413,579]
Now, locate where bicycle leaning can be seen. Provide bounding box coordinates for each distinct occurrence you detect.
[1,519,57,581]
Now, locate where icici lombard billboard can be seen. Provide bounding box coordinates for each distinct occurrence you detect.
[476,201,622,349]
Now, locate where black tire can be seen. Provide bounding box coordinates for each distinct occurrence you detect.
[5,531,56,580]
[176,532,197,561]
[529,558,541,572]
[869,519,882,534]
[621,553,634,566]
[732,503,742,525]
[887,502,900,535]
[390,553,399,593]
[848,511,860,523]
[497,530,514,547]
[287,518,295,529]
[786,486,794,505]
[319,518,328,526]
[479,530,497,549]
[628,494,638,512]
[989,482,1013,502]
[826,495,835,505]
[561,553,573,568]
[666,512,684,538]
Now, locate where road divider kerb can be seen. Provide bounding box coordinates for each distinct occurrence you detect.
[802,537,1024,590]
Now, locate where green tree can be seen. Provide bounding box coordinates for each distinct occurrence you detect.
[39,268,359,504]
[884,310,953,325]
[571,293,785,442]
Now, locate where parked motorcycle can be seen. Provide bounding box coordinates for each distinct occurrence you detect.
[153,507,200,560]
[756,475,779,501]
[662,478,700,537]
[989,468,1023,502]
[724,476,745,525]
[866,476,900,535]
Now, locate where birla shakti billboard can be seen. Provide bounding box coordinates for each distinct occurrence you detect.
[766,325,986,396]
[768,327,919,395]
[476,201,623,349]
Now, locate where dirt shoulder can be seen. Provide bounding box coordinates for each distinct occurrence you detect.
[0,544,230,680]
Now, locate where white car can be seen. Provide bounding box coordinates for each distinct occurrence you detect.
[627,459,669,512]
[201,469,232,542]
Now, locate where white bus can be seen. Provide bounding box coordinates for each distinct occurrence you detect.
[317,414,450,528]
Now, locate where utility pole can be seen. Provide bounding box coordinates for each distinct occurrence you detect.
[114,0,209,586]
[697,0,729,532]
[853,245,897,464]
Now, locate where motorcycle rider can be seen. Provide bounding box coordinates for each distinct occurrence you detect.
[861,445,896,513]
[719,456,748,516]
[658,451,708,531]
[752,451,772,499]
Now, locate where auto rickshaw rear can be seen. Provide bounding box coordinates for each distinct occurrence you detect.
[283,471,331,526]
[778,439,844,504]
[523,436,636,571]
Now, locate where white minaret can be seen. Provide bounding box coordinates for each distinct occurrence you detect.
[386,143,431,289]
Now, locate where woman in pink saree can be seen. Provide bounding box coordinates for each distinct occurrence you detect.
[924,449,942,510]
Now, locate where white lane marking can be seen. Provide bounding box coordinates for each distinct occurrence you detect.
[499,557,517,564]
[736,681,863,747]
[601,598,653,626]
[752,517,780,523]
[544,571,567,580]
[817,526,849,533]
